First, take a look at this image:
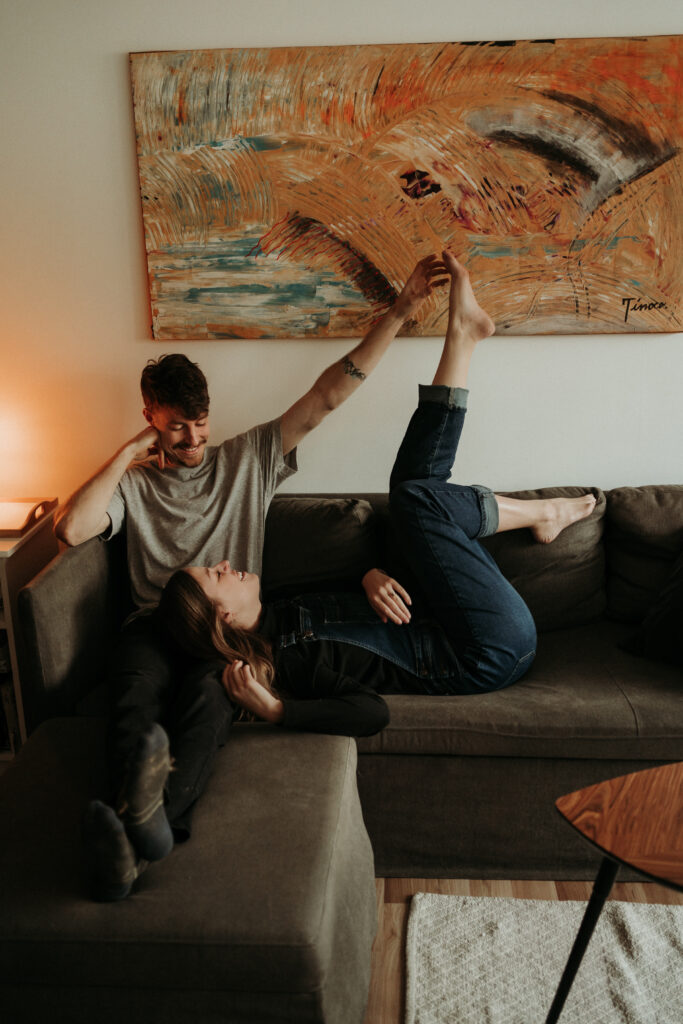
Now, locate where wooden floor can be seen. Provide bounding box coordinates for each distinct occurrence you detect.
[363,877,683,1024]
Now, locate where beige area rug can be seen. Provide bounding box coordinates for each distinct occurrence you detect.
[405,894,683,1024]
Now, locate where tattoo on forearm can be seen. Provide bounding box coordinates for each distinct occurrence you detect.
[342,357,366,381]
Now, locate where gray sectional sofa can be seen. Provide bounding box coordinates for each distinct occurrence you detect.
[1,482,681,1022]
[261,484,682,878]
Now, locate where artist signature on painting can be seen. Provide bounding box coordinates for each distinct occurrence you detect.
[621,297,667,323]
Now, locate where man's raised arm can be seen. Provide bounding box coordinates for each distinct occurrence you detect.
[280,255,448,455]
[54,426,161,547]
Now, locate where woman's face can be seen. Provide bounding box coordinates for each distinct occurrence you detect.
[186,561,262,629]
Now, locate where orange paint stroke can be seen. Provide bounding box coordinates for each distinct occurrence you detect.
[587,54,679,113]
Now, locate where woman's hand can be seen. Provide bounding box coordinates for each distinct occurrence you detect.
[362,569,412,624]
[222,661,284,723]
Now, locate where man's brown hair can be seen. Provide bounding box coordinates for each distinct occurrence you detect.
[140,354,209,417]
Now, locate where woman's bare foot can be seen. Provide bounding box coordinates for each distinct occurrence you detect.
[531,494,598,544]
[495,493,597,541]
[443,250,495,343]
[432,251,494,387]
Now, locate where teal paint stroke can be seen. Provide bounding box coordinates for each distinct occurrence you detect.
[150,234,369,334]
[204,135,287,152]
[468,235,640,259]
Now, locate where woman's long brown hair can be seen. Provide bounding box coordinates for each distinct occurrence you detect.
[158,570,277,693]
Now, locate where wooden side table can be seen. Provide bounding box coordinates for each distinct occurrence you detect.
[0,511,59,755]
[545,762,683,1023]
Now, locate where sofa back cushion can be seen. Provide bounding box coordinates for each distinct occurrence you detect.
[18,534,131,730]
[262,488,606,632]
[262,496,380,596]
[605,484,683,622]
[481,487,606,631]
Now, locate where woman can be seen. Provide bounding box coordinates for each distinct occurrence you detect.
[159,252,596,737]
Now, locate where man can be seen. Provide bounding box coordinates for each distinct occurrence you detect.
[55,255,448,900]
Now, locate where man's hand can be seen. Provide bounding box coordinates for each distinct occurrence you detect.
[55,424,167,546]
[394,254,449,321]
[362,569,412,624]
[128,425,166,468]
[222,660,285,723]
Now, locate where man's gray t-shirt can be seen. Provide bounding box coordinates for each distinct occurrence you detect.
[104,418,296,613]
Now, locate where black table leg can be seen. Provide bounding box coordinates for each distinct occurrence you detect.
[544,856,620,1024]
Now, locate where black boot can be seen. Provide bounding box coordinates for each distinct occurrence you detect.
[118,723,174,862]
[83,800,141,901]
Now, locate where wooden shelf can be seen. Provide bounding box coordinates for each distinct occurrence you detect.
[0,511,59,754]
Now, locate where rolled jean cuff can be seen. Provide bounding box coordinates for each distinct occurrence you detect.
[472,484,499,537]
[418,384,469,409]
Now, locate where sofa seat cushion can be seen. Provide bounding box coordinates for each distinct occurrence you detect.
[357,621,683,761]
[0,720,376,1024]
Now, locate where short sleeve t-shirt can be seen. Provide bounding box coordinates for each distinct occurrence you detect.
[104,418,296,612]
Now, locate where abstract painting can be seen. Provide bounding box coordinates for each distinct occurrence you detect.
[130,37,682,339]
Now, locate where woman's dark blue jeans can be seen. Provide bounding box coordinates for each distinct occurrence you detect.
[388,384,536,692]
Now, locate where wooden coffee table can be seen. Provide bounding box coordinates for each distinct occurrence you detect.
[545,761,683,1024]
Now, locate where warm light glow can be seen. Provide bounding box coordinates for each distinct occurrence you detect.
[0,403,40,495]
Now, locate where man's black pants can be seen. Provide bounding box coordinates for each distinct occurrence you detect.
[106,612,233,839]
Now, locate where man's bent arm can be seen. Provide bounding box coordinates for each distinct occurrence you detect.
[54,426,160,546]
[280,255,448,455]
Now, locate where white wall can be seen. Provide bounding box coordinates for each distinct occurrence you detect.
[1,0,681,502]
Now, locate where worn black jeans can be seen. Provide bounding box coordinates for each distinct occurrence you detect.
[107,613,232,839]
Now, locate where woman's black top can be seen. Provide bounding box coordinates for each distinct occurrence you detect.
[257,601,424,738]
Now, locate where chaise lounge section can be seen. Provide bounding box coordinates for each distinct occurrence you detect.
[0,721,376,1023]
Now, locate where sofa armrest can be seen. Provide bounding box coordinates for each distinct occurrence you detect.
[17,534,130,731]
